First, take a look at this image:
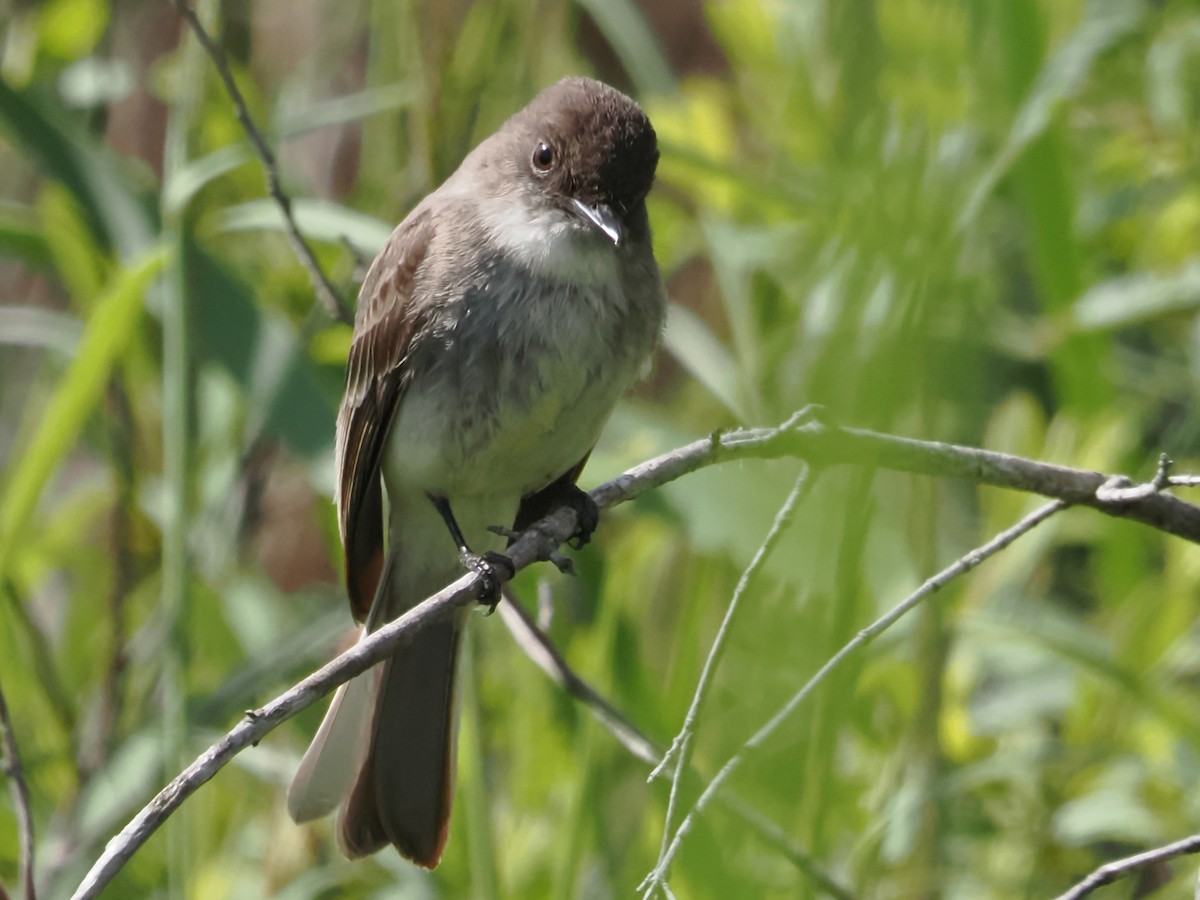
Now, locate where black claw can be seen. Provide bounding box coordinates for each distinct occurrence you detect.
[462,549,514,613]
[431,494,515,612]
[566,488,600,549]
[484,550,516,581]
[549,551,576,576]
[513,469,602,552]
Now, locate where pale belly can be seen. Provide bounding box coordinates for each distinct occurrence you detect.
[379,213,657,512]
[383,338,630,502]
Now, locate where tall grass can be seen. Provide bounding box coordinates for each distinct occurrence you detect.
[2,0,1200,897]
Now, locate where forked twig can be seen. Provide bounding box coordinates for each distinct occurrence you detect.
[168,0,351,324]
[651,467,813,870]
[1052,834,1200,900]
[497,587,854,899]
[639,499,1068,896]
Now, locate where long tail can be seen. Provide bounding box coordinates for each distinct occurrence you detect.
[287,562,463,867]
[286,653,377,823]
[338,616,461,864]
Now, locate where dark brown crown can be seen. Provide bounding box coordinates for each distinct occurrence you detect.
[512,77,658,214]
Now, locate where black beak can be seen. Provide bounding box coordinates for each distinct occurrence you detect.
[570,199,622,246]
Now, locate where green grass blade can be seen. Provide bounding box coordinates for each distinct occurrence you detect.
[0,200,53,271]
[0,78,156,258]
[572,0,677,96]
[0,246,170,576]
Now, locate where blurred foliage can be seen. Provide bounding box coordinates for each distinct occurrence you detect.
[2,0,1200,897]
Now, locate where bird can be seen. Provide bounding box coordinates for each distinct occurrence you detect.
[286,76,666,867]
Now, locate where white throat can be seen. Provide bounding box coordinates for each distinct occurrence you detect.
[480,196,619,284]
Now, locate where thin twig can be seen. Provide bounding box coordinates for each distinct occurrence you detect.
[1052,833,1200,900]
[1095,454,1173,502]
[639,499,1067,896]
[497,587,855,900]
[68,410,1200,897]
[71,568,486,900]
[650,467,813,873]
[497,590,659,764]
[168,0,351,324]
[0,679,37,900]
[590,413,1200,542]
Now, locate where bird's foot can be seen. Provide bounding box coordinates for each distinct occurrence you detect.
[462,549,515,614]
[564,487,600,550]
[488,523,577,575]
[532,482,599,549]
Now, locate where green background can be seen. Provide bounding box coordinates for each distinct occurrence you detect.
[3,0,1200,897]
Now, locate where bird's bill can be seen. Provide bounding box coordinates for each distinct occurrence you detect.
[570,198,622,246]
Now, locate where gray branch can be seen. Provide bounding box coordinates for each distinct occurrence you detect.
[168,0,351,324]
[68,411,1200,898]
[1052,833,1200,900]
[639,499,1067,896]
[497,586,855,900]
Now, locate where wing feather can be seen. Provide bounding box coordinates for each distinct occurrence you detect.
[336,207,434,620]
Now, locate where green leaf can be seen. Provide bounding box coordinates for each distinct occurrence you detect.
[211,198,393,258]
[274,81,422,139]
[37,181,108,304]
[184,239,262,384]
[1069,258,1200,331]
[1053,764,1161,845]
[960,0,1145,229]
[572,0,677,96]
[0,246,170,576]
[262,340,340,458]
[663,302,745,419]
[0,77,155,258]
[0,199,53,271]
[163,145,252,217]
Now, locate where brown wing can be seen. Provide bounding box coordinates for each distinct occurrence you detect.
[336,208,434,621]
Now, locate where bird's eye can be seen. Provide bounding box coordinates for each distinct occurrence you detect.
[531,141,555,173]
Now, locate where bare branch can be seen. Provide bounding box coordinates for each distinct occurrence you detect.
[497,588,660,764]
[498,586,855,900]
[70,569,484,900]
[68,410,1200,897]
[651,467,813,871]
[168,0,351,324]
[1052,834,1200,900]
[601,412,1200,542]
[639,499,1068,896]
[0,679,37,900]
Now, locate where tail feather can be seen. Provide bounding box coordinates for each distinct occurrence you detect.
[339,617,462,865]
[287,653,378,823]
[291,494,507,865]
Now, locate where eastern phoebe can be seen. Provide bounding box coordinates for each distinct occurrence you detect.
[286,77,665,867]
